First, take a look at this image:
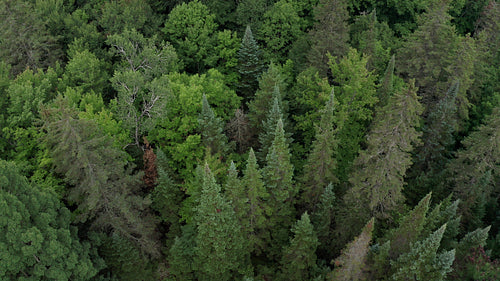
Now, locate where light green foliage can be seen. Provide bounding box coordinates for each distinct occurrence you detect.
[329,48,378,184]
[214,29,241,86]
[98,0,159,37]
[163,0,218,73]
[280,212,319,281]
[238,25,264,106]
[448,106,500,230]
[151,69,240,179]
[264,119,297,258]
[260,0,305,62]
[108,28,178,147]
[198,94,230,156]
[331,218,374,281]
[42,97,160,256]
[0,0,62,75]
[0,160,100,280]
[307,0,349,76]
[301,91,338,208]
[61,49,109,95]
[194,164,250,280]
[63,9,106,61]
[391,224,455,281]
[422,195,461,251]
[347,79,422,220]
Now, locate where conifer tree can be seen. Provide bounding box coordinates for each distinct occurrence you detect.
[279,212,319,281]
[451,226,491,279]
[42,97,160,256]
[198,94,230,156]
[391,224,455,281]
[238,25,264,106]
[448,106,500,230]
[301,91,338,209]
[248,62,288,135]
[342,80,423,235]
[264,118,296,258]
[421,195,461,251]
[330,218,375,281]
[307,0,349,76]
[194,163,250,280]
[311,183,336,259]
[168,224,197,280]
[258,86,286,161]
[378,54,396,108]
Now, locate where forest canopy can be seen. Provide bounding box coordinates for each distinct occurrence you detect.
[0,0,499,280]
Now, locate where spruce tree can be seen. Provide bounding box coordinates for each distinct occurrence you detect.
[391,224,455,281]
[330,218,374,281]
[194,163,250,280]
[279,212,319,281]
[342,80,423,237]
[198,94,230,156]
[301,91,338,209]
[264,118,296,259]
[421,195,461,251]
[311,183,336,259]
[378,54,396,108]
[448,105,500,231]
[307,0,349,76]
[238,25,263,107]
[258,86,286,161]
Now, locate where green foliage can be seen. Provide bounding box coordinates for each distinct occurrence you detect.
[61,49,110,95]
[0,160,101,280]
[194,164,250,280]
[260,0,305,63]
[198,94,230,156]
[163,0,218,73]
[330,218,374,281]
[258,88,288,161]
[391,224,455,281]
[150,69,240,179]
[311,183,336,259]
[280,212,319,281]
[42,97,160,256]
[238,25,264,106]
[328,48,378,184]
[307,0,350,76]
[167,224,197,280]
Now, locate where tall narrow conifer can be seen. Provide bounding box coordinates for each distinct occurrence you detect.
[238,25,263,106]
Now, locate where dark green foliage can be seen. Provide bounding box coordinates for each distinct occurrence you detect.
[307,0,349,76]
[378,54,396,108]
[42,97,160,256]
[311,183,336,259]
[238,25,264,106]
[0,160,101,280]
[279,212,319,281]
[167,224,197,280]
[198,94,230,156]
[301,91,338,209]
[258,87,287,161]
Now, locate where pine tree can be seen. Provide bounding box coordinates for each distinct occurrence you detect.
[198,94,230,156]
[301,91,338,209]
[330,218,375,281]
[343,80,423,232]
[238,25,264,107]
[279,212,319,281]
[194,163,250,280]
[264,118,296,259]
[307,0,349,76]
[391,224,455,281]
[448,105,500,231]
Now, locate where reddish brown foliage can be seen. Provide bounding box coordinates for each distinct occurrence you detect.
[142,137,158,190]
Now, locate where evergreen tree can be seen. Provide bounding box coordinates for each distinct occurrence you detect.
[451,226,491,279]
[378,54,396,108]
[238,25,264,107]
[258,86,287,161]
[264,118,296,259]
[330,218,375,281]
[279,212,319,281]
[406,81,460,204]
[168,224,197,280]
[198,94,230,156]
[42,97,160,256]
[391,224,455,281]
[311,183,336,259]
[301,91,338,209]
[342,80,423,237]
[448,105,500,231]
[194,163,250,280]
[0,160,101,280]
[307,0,349,76]
[421,195,461,251]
